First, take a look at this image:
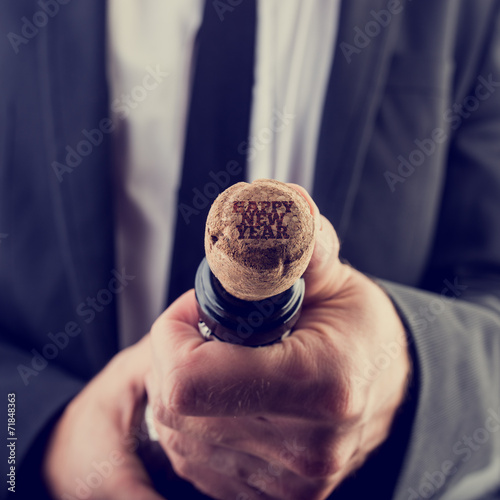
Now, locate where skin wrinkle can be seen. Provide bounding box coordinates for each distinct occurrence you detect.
[203,378,270,416]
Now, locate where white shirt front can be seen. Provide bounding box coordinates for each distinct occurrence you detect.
[107,0,340,347]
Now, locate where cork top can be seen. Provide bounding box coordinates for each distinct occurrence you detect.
[204,179,315,301]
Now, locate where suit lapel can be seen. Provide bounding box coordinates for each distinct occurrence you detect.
[313,0,404,238]
[37,0,118,372]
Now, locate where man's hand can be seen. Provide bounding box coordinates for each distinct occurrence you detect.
[43,335,166,500]
[148,187,411,500]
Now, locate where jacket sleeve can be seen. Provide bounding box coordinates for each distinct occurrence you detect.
[384,282,500,500]
[0,341,84,500]
[0,3,115,498]
[385,6,500,499]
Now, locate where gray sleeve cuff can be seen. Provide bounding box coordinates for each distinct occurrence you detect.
[379,280,500,500]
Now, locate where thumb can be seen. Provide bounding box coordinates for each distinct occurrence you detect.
[287,183,350,303]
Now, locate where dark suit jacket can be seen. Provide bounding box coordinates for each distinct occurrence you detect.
[1,0,499,499]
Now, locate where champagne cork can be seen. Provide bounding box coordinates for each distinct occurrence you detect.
[205,179,315,301]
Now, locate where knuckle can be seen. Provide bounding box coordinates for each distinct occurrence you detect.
[325,450,350,476]
[321,357,365,423]
[294,456,333,478]
[163,429,189,457]
[293,443,348,479]
[203,423,227,444]
[317,388,343,420]
[308,383,353,423]
[169,453,192,480]
[151,399,176,428]
[294,457,315,478]
[164,369,197,415]
[341,379,368,424]
[331,386,364,423]
[207,449,238,477]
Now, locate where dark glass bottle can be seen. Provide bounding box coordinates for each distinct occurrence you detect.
[195,258,304,347]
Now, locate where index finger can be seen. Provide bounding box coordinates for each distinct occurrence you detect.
[151,291,340,420]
